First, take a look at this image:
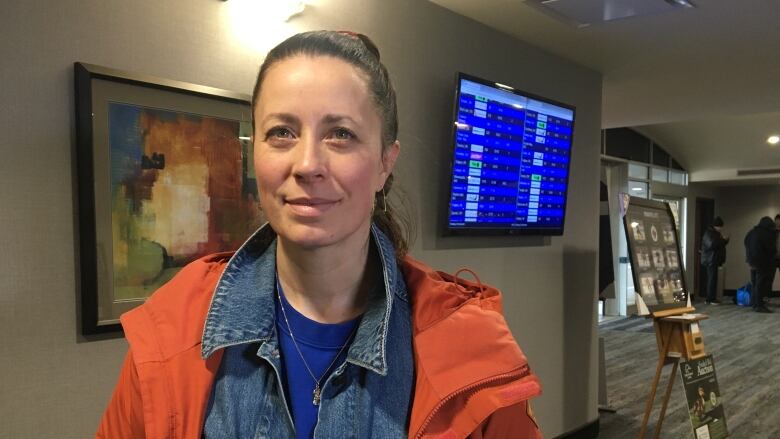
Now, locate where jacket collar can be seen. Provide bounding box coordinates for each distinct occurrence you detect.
[200,223,406,376]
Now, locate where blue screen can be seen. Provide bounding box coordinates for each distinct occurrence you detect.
[446,75,575,235]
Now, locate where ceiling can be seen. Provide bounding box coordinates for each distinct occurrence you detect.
[429,0,780,182]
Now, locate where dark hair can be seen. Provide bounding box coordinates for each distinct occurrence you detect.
[251,30,413,259]
[775,214,780,220]
[712,216,724,227]
[760,216,775,228]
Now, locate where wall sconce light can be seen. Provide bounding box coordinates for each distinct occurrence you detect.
[221,0,309,53]
[221,0,307,22]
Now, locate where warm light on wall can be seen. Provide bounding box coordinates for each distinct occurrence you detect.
[223,0,307,21]
[221,0,310,53]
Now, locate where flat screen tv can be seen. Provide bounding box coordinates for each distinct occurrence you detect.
[445,73,576,236]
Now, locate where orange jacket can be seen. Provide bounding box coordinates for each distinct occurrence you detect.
[97,253,542,438]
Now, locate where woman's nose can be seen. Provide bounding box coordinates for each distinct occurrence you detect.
[292,135,327,182]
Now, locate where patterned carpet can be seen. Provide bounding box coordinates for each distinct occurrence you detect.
[598,315,655,333]
[598,298,780,438]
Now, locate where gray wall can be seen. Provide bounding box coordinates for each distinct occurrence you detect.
[718,185,780,291]
[0,0,602,437]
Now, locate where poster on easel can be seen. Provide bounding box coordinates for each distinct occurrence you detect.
[623,197,690,315]
[680,355,729,439]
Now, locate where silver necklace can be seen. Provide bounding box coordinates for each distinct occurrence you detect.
[276,279,358,406]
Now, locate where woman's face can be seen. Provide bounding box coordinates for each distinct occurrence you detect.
[253,55,399,250]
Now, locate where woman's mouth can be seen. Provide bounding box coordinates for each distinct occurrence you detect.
[284,197,339,217]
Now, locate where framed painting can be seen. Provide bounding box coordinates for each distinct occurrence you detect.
[75,62,259,334]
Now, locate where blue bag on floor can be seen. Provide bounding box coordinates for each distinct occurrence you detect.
[736,283,752,307]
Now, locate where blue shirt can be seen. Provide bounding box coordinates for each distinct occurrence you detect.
[275,279,362,439]
[201,224,414,438]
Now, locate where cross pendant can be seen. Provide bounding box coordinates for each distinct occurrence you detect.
[313,385,321,406]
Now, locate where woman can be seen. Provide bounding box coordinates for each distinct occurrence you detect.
[97,30,542,438]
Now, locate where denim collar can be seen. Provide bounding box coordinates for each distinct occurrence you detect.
[201,223,406,376]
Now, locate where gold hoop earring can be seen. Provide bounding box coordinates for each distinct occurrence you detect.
[382,188,387,214]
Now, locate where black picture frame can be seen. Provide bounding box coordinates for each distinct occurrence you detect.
[74,62,252,335]
[622,196,689,314]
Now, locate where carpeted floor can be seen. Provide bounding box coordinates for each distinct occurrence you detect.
[598,315,655,333]
[598,298,780,438]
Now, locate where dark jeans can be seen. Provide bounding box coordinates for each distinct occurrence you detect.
[751,267,775,308]
[705,265,719,302]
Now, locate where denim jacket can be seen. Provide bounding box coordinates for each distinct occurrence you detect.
[200,223,414,438]
[97,225,543,439]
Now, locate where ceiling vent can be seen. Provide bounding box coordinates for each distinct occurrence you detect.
[524,0,696,28]
[736,168,780,177]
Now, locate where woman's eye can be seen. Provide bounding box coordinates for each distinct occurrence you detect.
[266,127,295,140]
[332,127,355,140]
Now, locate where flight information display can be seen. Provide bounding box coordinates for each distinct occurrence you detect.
[446,74,575,235]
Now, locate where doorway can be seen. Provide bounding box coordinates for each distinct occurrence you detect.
[601,161,634,316]
[694,197,715,299]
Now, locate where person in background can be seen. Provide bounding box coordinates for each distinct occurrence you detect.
[700,216,729,305]
[744,216,777,313]
[775,214,780,279]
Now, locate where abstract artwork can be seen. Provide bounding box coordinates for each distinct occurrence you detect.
[75,62,255,334]
[108,103,257,301]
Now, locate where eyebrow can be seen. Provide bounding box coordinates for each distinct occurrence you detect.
[261,113,298,125]
[322,114,359,125]
[260,113,359,126]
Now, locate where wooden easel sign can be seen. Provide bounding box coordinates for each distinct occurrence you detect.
[623,197,723,438]
[680,355,729,439]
